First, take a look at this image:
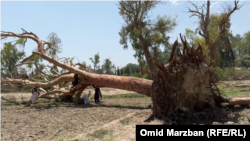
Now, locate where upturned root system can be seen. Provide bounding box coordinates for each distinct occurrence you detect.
[150,34,226,123]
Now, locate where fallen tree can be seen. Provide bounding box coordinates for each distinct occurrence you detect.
[1,29,250,122]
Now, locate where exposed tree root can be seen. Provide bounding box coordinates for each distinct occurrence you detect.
[150,34,230,122]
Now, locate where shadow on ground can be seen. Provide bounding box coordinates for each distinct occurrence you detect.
[2,96,249,125]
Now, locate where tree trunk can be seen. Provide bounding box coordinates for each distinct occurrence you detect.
[138,37,155,78]
[33,52,153,97]
[229,97,250,106]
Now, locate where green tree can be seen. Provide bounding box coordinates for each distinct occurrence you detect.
[122,63,140,76]
[118,0,177,78]
[26,32,63,79]
[117,67,120,75]
[236,31,250,68]
[209,13,234,68]
[45,32,63,59]
[187,0,242,62]
[120,68,123,75]
[185,28,196,47]
[185,12,236,68]
[89,52,100,73]
[101,58,113,74]
[18,67,29,79]
[1,42,26,78]
[78,61,87,70]
[242,31,250,55]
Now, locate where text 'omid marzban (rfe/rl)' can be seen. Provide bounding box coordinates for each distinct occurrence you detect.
[140,129,204,136]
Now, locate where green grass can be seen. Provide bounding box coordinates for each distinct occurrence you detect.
[102,138,113,141]
[120,117,132,125]
[1,102,20,106]
[220,87,250,97]
[89,129,110,139]
[1,93,147,107]
[102,93,148,99]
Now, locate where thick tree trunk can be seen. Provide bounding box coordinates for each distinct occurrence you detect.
[229,97,250,106]
[33,52,153,97]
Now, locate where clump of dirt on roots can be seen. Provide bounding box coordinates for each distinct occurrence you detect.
[150,35,227,124]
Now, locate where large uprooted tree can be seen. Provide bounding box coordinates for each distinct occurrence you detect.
[1,0,250,123]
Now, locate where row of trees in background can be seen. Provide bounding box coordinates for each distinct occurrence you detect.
[0,41,151,80]
[82,52,151,79]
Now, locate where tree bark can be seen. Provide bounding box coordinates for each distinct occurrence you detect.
[33,52,153,97]
[229,97,250,106]
[1,74,74,88]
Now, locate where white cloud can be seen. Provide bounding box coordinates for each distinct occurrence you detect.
[210,1,223,14]
[169,0,182,7]
[210,1,221,9]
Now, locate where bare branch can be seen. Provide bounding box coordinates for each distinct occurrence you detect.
[44,67,54,75]
[30,78,47,82]
[1,31,38,43]
[72,63,91,70]
[68,57,74,66]
[187,1,203,18]
[34,63,58,78]
[1,73,74,88]
[39,90,72,98]
[212,0,243,45]
[15,54,36,66]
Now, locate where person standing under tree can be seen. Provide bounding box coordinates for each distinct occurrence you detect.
[71,74,82,89]
[92,85,102,103]
[25,84,47,107]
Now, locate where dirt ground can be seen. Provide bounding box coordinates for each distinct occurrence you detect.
[1,81,250,141]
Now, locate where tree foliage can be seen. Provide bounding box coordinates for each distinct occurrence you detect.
[45,32,63,59]
[1,42,26,77]
[187,0,242,62]
[101,58,114,74]
[89,52,100,73]
[118,0,177,76]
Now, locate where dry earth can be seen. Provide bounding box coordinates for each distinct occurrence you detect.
[1,81,250,141]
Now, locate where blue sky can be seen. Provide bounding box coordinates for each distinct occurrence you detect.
[1,0,250,69]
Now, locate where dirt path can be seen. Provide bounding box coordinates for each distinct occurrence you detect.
[72,109,164,141]
[71,112,138,141]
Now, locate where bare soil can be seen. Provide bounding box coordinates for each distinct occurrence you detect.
[1,82,250,141]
